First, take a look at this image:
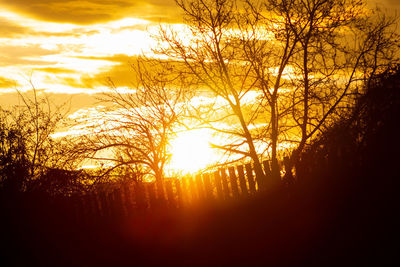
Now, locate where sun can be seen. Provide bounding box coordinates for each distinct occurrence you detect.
[167,129,217,175]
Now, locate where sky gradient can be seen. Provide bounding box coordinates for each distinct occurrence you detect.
[0,0,398,108]
[1,0,398,172]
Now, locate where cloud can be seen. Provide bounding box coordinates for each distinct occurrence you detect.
[33,67,78,74]
[50,54,185,90]
[0,76,19,88]
[50,54,139,88]
[0,0,180,24]
[55,76,104,89]
[57,55,191,93]
[0,16,100,38]
[77,54,133,63]
[0,17,29,37]
[0,44,59,66]
[0,89,100,115]
[55,62,135,89]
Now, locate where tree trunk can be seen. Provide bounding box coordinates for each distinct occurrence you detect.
[234,104,266,188]
[270,97,281,182]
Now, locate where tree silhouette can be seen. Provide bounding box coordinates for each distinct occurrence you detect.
[0,87,71,194]
[272,0,399,170]
[157,0,269,181]
[156,0,399,183]
[74,58,189,183]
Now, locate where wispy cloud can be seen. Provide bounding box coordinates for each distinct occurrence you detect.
[0,0,180,24]
[0,76,19,88]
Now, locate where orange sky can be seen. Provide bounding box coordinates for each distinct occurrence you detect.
[0,0,398,107]
[1,0,398,173]
[0,0,181,110]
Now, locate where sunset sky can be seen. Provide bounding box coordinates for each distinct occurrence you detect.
[0,0,181,109]
[0,0,398,105]
[0,0,399,173]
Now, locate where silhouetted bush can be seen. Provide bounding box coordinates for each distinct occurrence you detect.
[2,66,399,266]
[291,65,400,265]
[296,65,400,183]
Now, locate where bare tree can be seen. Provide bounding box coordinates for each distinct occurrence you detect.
[74,58,189,184]
[276,0,400,170]
[0,85,70,191]
[238,0,300,181]
[239,0,399,180]
[154,0,398,186]
[156,0,268,180]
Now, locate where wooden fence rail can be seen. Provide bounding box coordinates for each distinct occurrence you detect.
[72,160,282,222]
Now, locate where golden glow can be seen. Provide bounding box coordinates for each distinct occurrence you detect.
[167,129,218,175]
[0,8,159,94]
[2,1,378,175]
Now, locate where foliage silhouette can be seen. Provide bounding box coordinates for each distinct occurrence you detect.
[1,65,399,266]
[156,0,399,185]
[72,58,190,183]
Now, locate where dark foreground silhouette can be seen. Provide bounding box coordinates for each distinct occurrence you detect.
[1,67,399,266]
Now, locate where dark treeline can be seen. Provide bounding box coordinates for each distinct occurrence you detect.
[1,65,399,265]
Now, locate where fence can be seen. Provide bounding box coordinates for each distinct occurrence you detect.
[71,160,282,222]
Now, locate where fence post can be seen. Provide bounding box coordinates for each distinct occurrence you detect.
[181,177,189,205]
[92,194,99,219]
[263,159,280,188]
[188,176,197,203]
[90,193,101,219]
[123,185,134,215]
[156,180,166,203]
[78,195,88,224]
[263,160,272,177]
[107,191,115,218]
[220,168,230,199]
[203,173,214,200]
[99,191,109,217]
[175,178,184,208]
[214,170,224,200]
[237,165,248,196]
[135,182,147,211]
[165,180,176,208]
[245,163,256,194]
[147,183,157,209]
[71,195,82,224]
[113,188,124,217]
[195,173,205,200]
[82,194,92,223]
[228,167,240,199]
[255,165,267,191]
